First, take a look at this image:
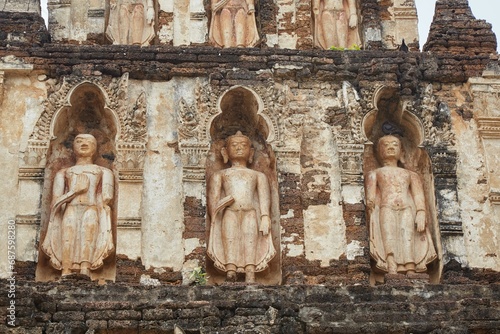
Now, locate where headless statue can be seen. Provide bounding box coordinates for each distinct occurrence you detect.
[209,0,259,48]
[312,0,361,49]
[106,0,155,46]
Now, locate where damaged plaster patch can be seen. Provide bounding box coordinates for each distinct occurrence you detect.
[184,238,201,256]
[281,209,294,219]
[346,240,364,260]
[286,243,304,257]
[140,275,161,286]
[304,205,345,266]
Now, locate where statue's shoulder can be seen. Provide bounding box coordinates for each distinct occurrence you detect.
[406,168,421,179]
[98,165,114,175]
[55,167,68,176]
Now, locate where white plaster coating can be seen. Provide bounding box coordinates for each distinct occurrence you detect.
[140,274,161,286]
[346,240,364,261]
[19,98,44,151]
[0,0,41,13]
[341,184,364,205]
[158,0,174,12]
[438,188,461,222]
[116,229,141,260]
[482,139,500,192]
[365,27,382,42]
[158,24,174,45]
[153,267,166,274]
[286,243,304,257]
[173,0,190,46]
[117,183,143,218]
[379,0,419,49]
[183,182,206,205]
[273,64,304,70]
[266,34,279,48]
[304,204,345,267]
[277,158,301,174]
[278,34,297,49]
[281,234,299,243]
[275,0,296,48]
[184,238,201,256]
[17,180,42,215]
[189,18,208,44]
[15,225,39,262]
[48,0,106,43]
[0,71,44,278]
[190,0,204,12]
[442,235,468,267]
[140,80,184,271]
[453,89,499,270]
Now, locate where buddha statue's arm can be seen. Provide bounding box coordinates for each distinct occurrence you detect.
[410,171,426,233]
[257,172,271,235]
[102,169,114,205]
[312,0,320,15]
[51,171,66,208]
[208,172,223,219]
[246,0,255,13]
[364,170,377,214]
[347,0,358,28]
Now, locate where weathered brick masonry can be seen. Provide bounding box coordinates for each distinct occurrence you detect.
[1,278,499,333]
[3,43,495,286]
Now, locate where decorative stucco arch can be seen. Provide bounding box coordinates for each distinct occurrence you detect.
[48,81,121,141]
[362,84,425,147]
[207,85,277,144]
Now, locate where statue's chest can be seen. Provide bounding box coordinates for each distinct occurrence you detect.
[66,166,102,185]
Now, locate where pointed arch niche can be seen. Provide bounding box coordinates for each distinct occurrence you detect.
[34,80,119,282]
[362,85,443,285]
[204,86,282,285]
[18,74,146,282]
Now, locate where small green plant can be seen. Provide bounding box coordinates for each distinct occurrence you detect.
[189,266,208,285]
[329,44,361,51]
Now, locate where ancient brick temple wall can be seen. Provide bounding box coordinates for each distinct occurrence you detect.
[1,0,500,332]
[4,44,495,285]
[1,279,499,333]
[0,12,49,47]
[424,0,497,55]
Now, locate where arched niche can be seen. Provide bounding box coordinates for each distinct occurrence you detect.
[205,86,281,285]
[362,85,443,285]
[208,86,271,144]
[362,86,424,148]
[36,82,119,282]
[49,82,119,164]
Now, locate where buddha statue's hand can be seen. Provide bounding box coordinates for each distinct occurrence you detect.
[74,174,90,194]
[259,215,271,236]
[366,200,375,215]
[349,14,358,29]
[415,210,426,233]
